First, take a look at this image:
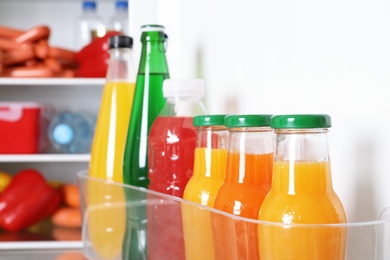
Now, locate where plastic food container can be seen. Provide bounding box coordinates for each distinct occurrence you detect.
[0,102,44,154]
[77,171,390,260]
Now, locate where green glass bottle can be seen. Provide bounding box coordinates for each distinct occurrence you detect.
[122,24,170,260]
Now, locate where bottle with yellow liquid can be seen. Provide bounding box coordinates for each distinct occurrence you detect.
[182,114,228,260]
[258,114,347,260]
[87,35,136,260]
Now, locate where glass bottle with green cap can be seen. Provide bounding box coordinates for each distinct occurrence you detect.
[258,114,346,260]
[212,114,274,260]
[182,114,229,260]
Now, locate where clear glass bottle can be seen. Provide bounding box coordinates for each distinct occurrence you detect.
[122,24,169,260]
[108,0,129,35]
[87,35,136,260]
[213,114,274,260]
[258,114,347,259]
[182,114,228,260]
[147,79,207,260]
[74,0,106,50]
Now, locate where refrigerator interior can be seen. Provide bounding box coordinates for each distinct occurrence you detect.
[0,0,388,229]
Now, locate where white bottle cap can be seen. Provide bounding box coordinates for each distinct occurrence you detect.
[163,79,205,98]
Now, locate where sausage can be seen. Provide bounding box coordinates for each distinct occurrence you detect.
[14,25,50,44]
[25,59,39,67]
[34,39,49,59]
[3,66,53,78]
[0,25,79,78]
[0,38,32,51]
[49,46,78,63]
[0,26,25,38]
[0,38,20,51]
[44,57,62,73]
[3,44,35,65]
[55,69,76,78]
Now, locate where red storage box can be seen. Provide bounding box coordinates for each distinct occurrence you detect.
[0,102,42,154]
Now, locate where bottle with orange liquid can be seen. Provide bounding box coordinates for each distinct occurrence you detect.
[147,79,207,260]
[182,114,229,260]
[258,114,347,260]
[87,35,136,260]
[212,114,274,260]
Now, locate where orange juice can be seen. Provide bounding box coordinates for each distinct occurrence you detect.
[212,152,273,260]
[258,161,347,259]
[88,81,135,259]
[182,147,227,260]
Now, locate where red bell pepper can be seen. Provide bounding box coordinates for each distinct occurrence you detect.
[77,53,110,78]
[76,31,120,78]
[0,169,61,232]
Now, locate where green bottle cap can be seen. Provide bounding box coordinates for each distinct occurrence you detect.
[271,114,332,129]
[224,114,272,128]
[193,115,227,126]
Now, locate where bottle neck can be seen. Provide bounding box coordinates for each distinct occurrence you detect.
[196,126,229,150]
[228,127,274,154]
[275,128,330,162]
[83,8,97,15]
[272,128,333,194]
[224,127,274,185]
[106,48,136,82]
[116,7,128,14]
[159,96,207,117]
[138,32,169,74]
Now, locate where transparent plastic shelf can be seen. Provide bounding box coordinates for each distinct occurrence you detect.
[78,171,390,260]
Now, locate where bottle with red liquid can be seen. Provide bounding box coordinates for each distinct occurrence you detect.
[147,78,207,260]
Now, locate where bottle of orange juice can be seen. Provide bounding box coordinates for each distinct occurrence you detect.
[87,35,136,260]
[212,114,274,260]
[258,114,347,260]
[182,114,229,260]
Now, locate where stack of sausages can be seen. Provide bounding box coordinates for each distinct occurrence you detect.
[0,25,79,78]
